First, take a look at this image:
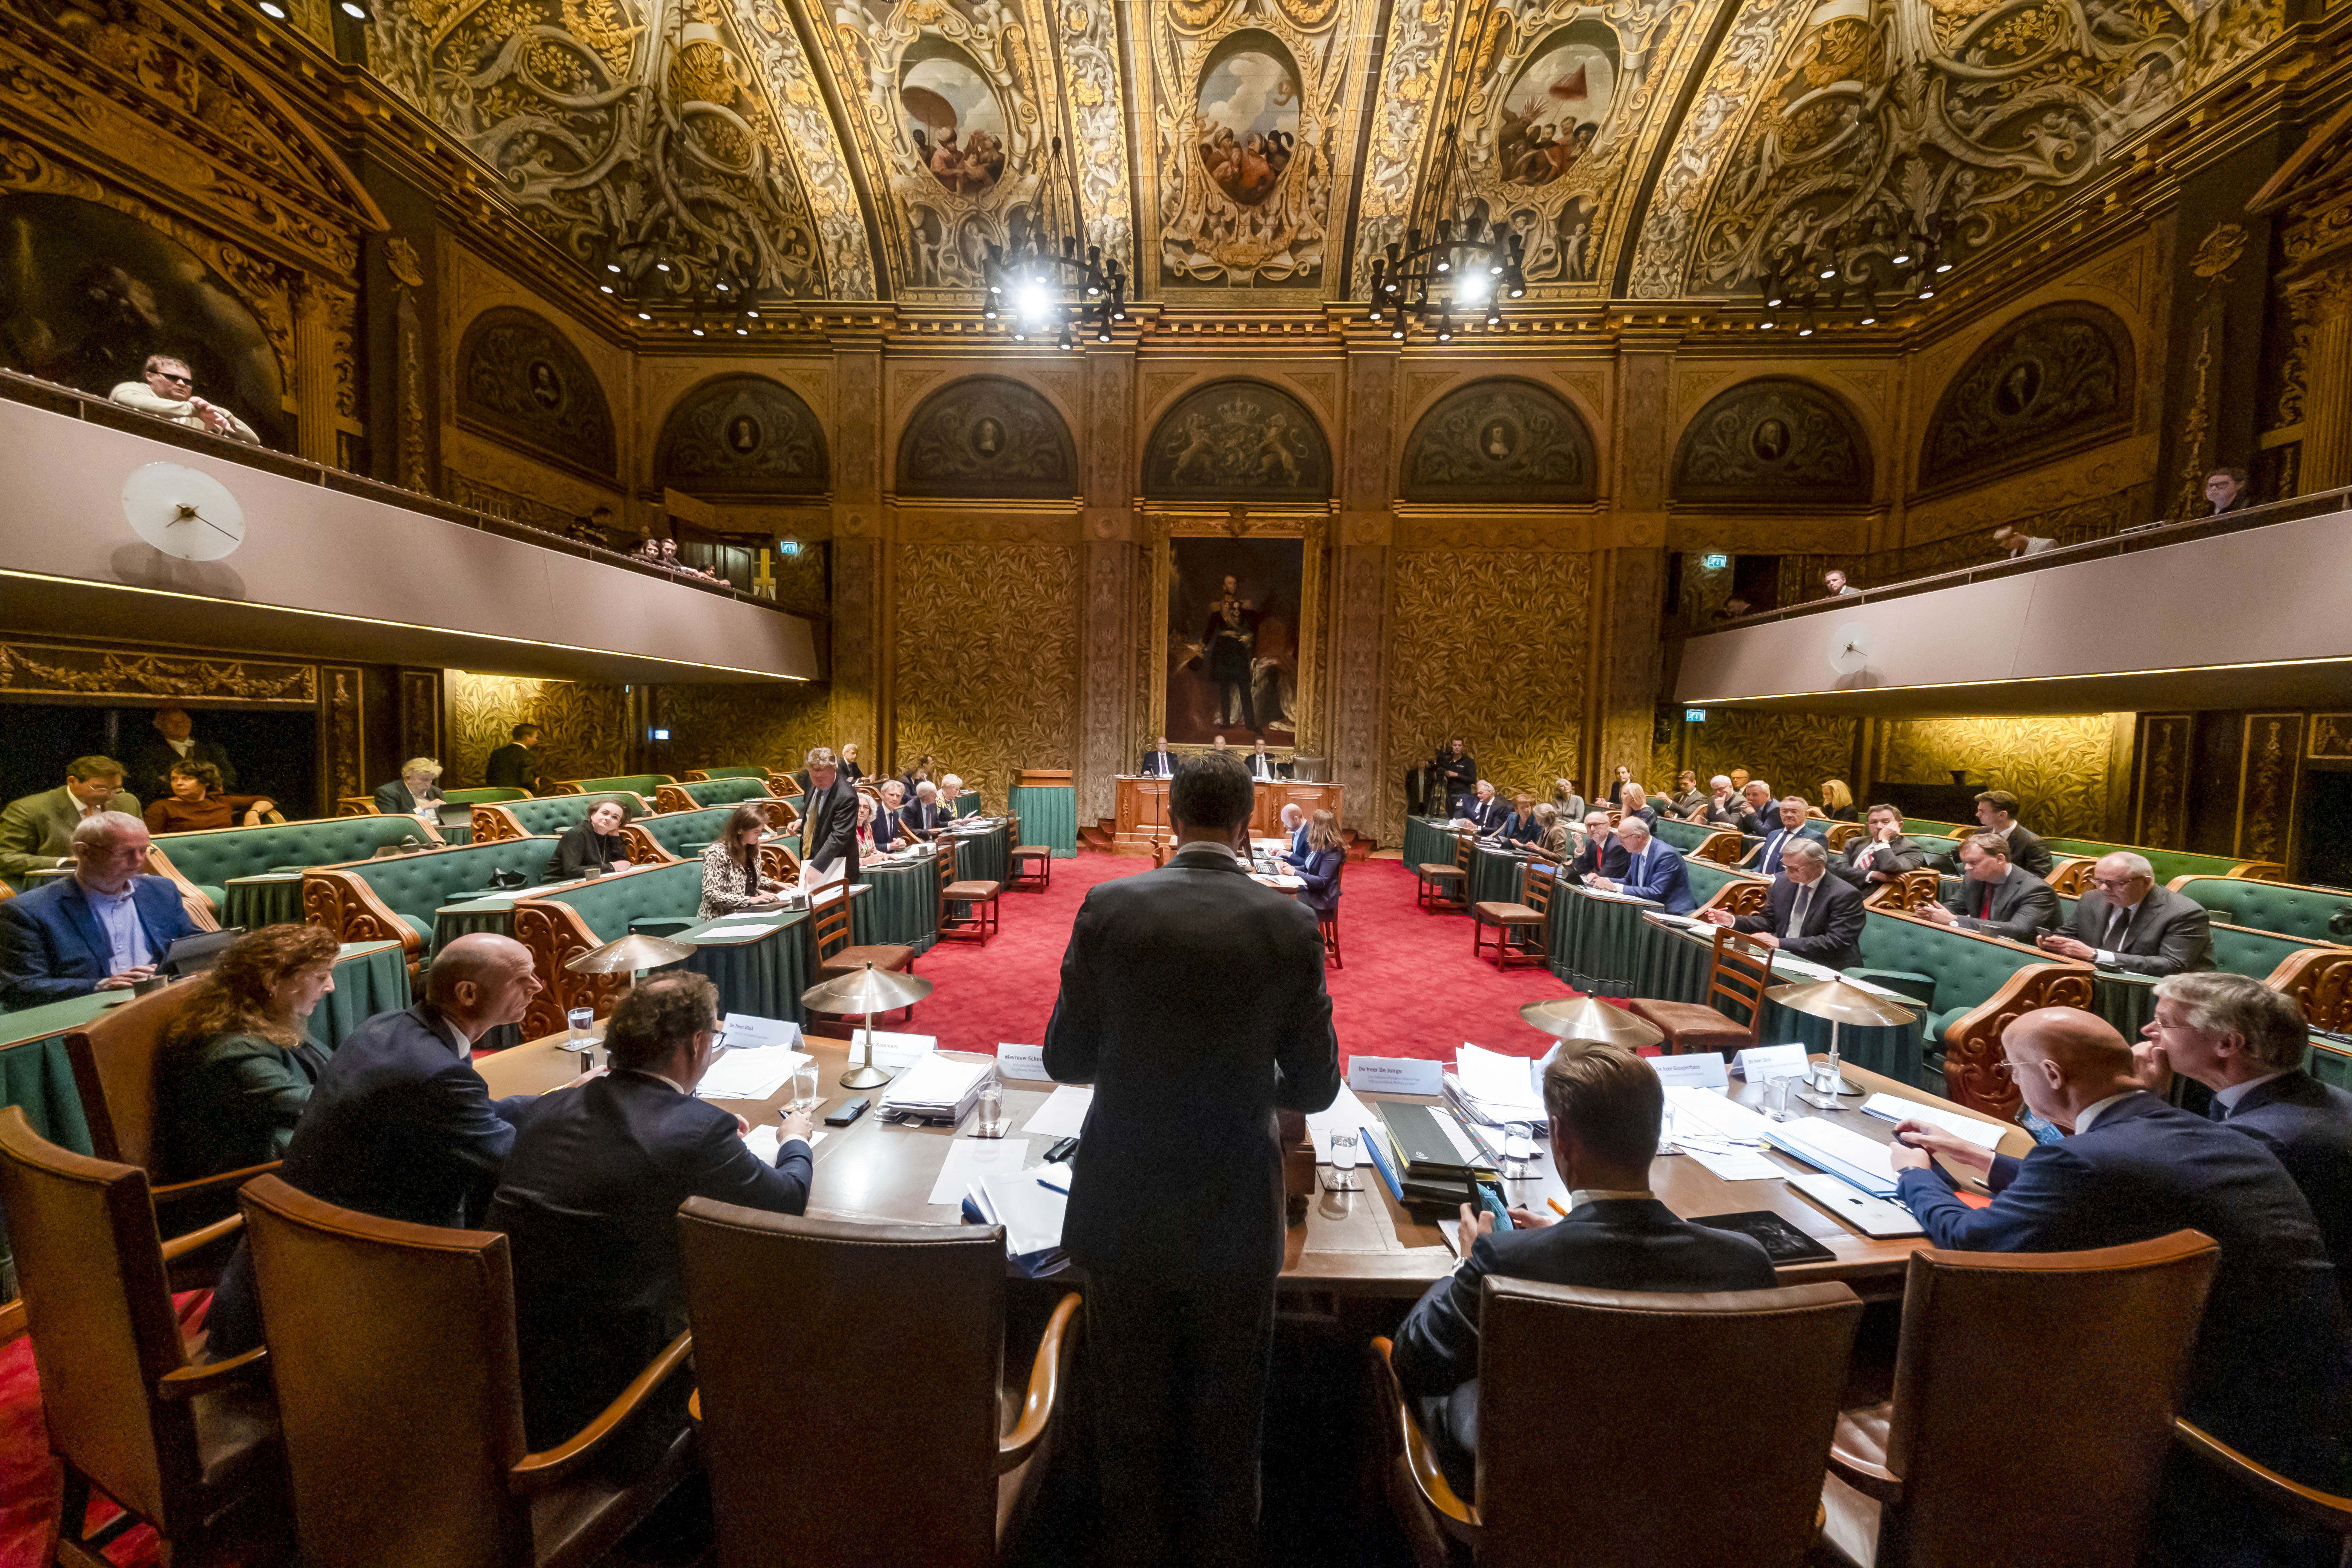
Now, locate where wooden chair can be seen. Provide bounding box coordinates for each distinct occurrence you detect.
[236,1173,695,1568]
[1415,826,1475,912]
[1862,868,1942,913]
[810,884,917,1024]
[1007,811,1053,892]
[0,1108,283,1568]
[937,841,1002,944]
[1318,904,1341,968]
[1819,1233,2220,1568]
[1372,1277,1861,1566]
[677,1199,1081,1566]
[2170,1418,2352,1565]
[1472,861,1557,971]
[1626,926,1775,1055]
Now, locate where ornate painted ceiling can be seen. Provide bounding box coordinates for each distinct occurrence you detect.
[365,0,2287,306]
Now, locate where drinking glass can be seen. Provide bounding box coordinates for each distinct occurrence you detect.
[1657,1102,1678,1155]
[975,1076,1004,1138]
[792,1061,819,1113]
[1329,1130,1360,1191]
[566,1006,596,1069]
[1501,1122,1536,1178]
[1764,1073,1800,1122]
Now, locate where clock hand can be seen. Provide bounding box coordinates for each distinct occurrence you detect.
[170,504,236,540]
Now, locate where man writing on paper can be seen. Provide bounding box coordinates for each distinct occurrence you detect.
[1390,1044,1776,1498]
[1043,749,1340,1568]
[1701,836,1865,971]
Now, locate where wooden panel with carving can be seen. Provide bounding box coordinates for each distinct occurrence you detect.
[454,307,617,480]
[0,642,317,704]
[2237,713,2303,864]
[1880,715,2115,839]
[446,672,629,789]
[2135,713,2192,849]
[1671,378,1871,506]
[1399,378,1598,503]
[1380,551,1592,848]
[896,377,1077,499]
[1678,712,1859,803]
[1919,305,2135,490]
[321,664,364,806]
[657,683,836,775]
[894,544,1081,808]
[655,375,828,498]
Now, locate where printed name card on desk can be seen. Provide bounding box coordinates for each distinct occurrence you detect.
[1348,1056,1444,1096]
[997,1043,1052,1081]
[1732,1044,1810,1082]
[1649,1054,1729,1089]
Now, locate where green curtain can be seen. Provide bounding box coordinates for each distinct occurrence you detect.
[854,858,938,954]
[1403,817,1455,870]
[1009,786,1078,858]
[1471,847,1526,908]
[223,873,307,929]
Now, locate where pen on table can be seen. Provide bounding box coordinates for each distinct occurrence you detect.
[1036,1174,1070,1195]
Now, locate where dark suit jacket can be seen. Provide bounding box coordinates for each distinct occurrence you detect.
[1466,797,1508,833]
[801,776,860,876]
[898,800,950,841]
[1832,833,1926,888]
[2067,887,2214,976]
[1614,842,1695,916]
[1940,868,2061,943]
[1294,845,1343,915]
[1568,836,1631,887]
[1043,845,1340,1281]
[1734,873,1866,970]
[547,823,629,882]
[2003,824,2056,879]
[1247,753,1280,781]
[130,738,236,799]
[1139,750,1176,777]
[1735,808,1775,838]
[871,804,905,853]
[0,875,194,1008]
[1753,825,1817,877]
[373,779,443,815]
[1498,813,1542,847]
[2226,1071,2352,1309]
[1391,1198,1776,1493]
[484,743,541,792]
[485,1070,812,1446]
[1898,1093,2347,1483]
[205,1002,539,1355]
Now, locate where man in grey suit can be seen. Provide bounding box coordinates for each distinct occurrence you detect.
[1974,789,2054,879]
[1703,836,1867,971]
[1921,832,2059,943]
[0,756,139,885]
[1044,749,1340,1568]
[1830,802,1927,891]
[797,747,859,885]
[2038,852,2213,976]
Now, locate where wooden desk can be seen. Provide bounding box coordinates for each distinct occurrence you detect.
[1252,781,1342,838]
[1111,776,1345,853]
[479,1038,2021,1300]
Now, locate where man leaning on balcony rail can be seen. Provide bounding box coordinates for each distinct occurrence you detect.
[108,354,257,443]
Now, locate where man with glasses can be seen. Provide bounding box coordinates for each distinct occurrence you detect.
[2038,851,2214,975]
[109,354,259,441]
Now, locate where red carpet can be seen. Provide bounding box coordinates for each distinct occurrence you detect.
[0,851,1573,1566]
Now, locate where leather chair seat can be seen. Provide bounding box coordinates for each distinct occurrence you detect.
[1625,997,1752,1054]
[190,1382,282,1492]
[821,943,913,976]
[1418,864,1465,882]
[1011,844,1051,859]
[943,879,1002,901]
[1472,900,1540,924]
[527,1424,697,1568]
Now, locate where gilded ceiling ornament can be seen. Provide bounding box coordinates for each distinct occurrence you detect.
[384,235,424,289]
[2190,220,2247,282]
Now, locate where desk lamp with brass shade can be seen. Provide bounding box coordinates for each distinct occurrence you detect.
[802,964,936,1089]
[561,933,698,1068]
[1767,978,1917,1104]
[1518,996,1665,1052]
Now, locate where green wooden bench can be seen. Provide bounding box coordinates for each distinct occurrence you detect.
[149,815,450,923]
[472,792,652,844]
[623,808,799,881]
[2167,875,2352,945]
[683,766,766,781]
[2049,888,2351,1031]
[653,778,795,822]
[335,786,527,817]
[303,837,562,969]
[2044,837,2283,884]
[550,773,674,798]
[1652,819,1746,866]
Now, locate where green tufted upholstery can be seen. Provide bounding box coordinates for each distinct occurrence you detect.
[508,861,707,1037]
[441,787,530,806]
[1685,860,1762,908]
[1652,819,1710,853]
[555,773,674,797]
[1846,911,2068,1046]
[303,838,560,961]
[1902,818,1972,838]
[678,778,769,807]
[2166,876,2352,942]
[686,766,766,781]
[478,793,649,842]
[2044,838,2277,882]
[630,807,736,861]
[150,816,447,913]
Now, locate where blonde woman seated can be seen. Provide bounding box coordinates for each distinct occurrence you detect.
[1615,782,1656,828]
[698,802,789,919]
[154,923,340,1184]
[1820,778,1857,821]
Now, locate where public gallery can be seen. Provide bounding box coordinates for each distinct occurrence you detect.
[2,0,2351,1562]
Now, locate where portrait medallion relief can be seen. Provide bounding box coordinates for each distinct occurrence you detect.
[1141,381,1332,502]
[897,377,1077,499]
[1401,380,1597,503]
[455,307,617,478]
[1922,304,2132,487]
[1671,378,1869,506]
[654,375,828,498]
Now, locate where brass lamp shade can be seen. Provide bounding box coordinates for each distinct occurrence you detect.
[564,932,697,974]
[1518,996,1664,1050]
[801,964,936,1016]
[1766,978,1919,1029]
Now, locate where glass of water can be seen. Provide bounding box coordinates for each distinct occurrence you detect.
[1501,1122,1536,1178]
[1329,1130,1360,1191]
[975,1075,1004,1138]
[792,1061,819,1113]
[1764,1073,1801,1121]
[566,1006,596,1069]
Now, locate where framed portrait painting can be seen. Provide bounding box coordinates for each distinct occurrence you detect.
[1161,535,1308,747]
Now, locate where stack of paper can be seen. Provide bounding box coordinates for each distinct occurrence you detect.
[1860,1095,2006,1148]
[697,1047,815,1101]
[879,1053,991,1124]
[1022,1085,1094,1140]
[1446,1041,1546,1128]
[928,1138,1031,1204]
[742,1124,827,1162]
[965,1169,1068,1278]
[1762,1116,1902,1198]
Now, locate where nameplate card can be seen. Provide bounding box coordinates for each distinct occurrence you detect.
[1348,1056,1444,1096]
[997,1043,1052,1081]
[720,1014,803,1052]
[1732,1044,1811,1082]
[1649,1054,1729,1089]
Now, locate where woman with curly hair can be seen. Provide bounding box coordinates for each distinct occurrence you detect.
[154,923,338,1183]
[142,758,274,834]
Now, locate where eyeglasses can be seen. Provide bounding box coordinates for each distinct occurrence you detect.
[2089,876,2148,891]
[153,372,192,386]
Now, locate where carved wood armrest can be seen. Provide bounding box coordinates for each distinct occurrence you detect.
[157,1343,268,1402]
[2269,947,2352,1034]
[158,1212,245,1264]
[510,1330,693,1494]
[654,786,693,815]
[2174,1419,2352,1538]
[1940,960,2095,1120]
[998,1292,1081,1473]
[620,825,674,865]
[303,870,425,959]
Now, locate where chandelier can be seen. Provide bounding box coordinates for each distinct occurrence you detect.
[1756,211,1958,335]
[980,137,1126,350]
[1366,104,1527,342]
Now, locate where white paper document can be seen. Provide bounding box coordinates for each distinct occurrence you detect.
[697,1047,816,1101]
[1676,1144,1786,1182]
[1767,1116,1901,1194]
[1305,1086,1380,1161]
[974,1168,1067,1258]
[997,1043,1052,1081]
[1455,1041,1545,1116]
[1860,1094,2006,1149]
[928,1137,1032,1205]
[720,1014,803,1051]
[1663,1085,1773,1142]
[881,1051,990,1118]
[742,1125,827,1163]
[1022,1085,1095,1140]
[864,1031,939,1072]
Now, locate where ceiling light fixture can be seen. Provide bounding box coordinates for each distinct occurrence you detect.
[975,136,1124,353]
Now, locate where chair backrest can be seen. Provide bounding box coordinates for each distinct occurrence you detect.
[1476,1277,1862,1567]
[1703,927,1775,1029]
[237,1173,531,1568]
[1520,862,1556,936]
[65,978,204,1176]
[0,1107,193,1531]
[1453,827,1476,874]
[149,814,446,891]
[677,1199,1009,1566]
[1881,1233,2220,1566]
[936,848,959,929]
[811,885,855,963]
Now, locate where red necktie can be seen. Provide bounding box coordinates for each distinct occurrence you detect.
[1978,884,1993,918]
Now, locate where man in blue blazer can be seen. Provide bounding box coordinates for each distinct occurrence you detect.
[1590,818,1694,914]
[204,933,577,1355]
[2141,973,2352,1306]
[0,812,193,1008]
[488,971,815,1447]
[1703,836,1865,971]
[1392,1043,1776,1496]
[1752,796,1818,877]
[1890,1008,2346,1490]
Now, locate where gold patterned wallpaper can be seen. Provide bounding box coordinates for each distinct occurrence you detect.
[893,544,1081,808]
[446,671,629,787]
[657,682,836,776]
[1382,550,1593,847]
[1662,712,1859,805]
[1877,715,2118,838]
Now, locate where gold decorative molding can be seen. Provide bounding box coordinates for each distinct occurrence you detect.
[0,642,316,704]
[2135,713,2191,849]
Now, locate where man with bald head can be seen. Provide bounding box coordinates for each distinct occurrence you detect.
[204,933,580,1355]
[1890,1008,2346,1490]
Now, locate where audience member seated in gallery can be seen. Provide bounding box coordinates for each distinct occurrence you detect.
[141,760,274,834]
[1498,792,1542,847]
[0,755,139,884]
[1992,525,2056,558]
[1830,802,1926,890]
[872,780,909,853]
[130,705,237,802]
[203,932,568,1357]
[2037,851,2214,976]
[154,923,339,1184]
[1292,810,1345,917]
[1973,788,2054,878]
[1702,836,1865,971]
[1389,1044,1776,1496]
[1823,568,1860,597]
[1921,832,2060,943]
[838,741,865,782]
[547,799,631,882]
[1754,795,1815,876]
[1888,1009,2347,1499]
[1590,818,1694,914]
[900,779,951,840]
[484,722,545,792]
[699,803,788,919]
[1614,783,1655,828]
[374,756,445,816]
[2138,973,2352,1300]
[487,971,814,1448]
[108,354,258,441]
[0,812,193,1009]
[2204,466,2249,516]
[1665,770,1707,817]
[1819,778,1856,821]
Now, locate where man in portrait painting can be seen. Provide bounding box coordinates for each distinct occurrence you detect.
[1204,574,1258,733]
[1751,418,1790,463]
[528,360,561,410]
[974,417,1004,456]
[726,416,760,455]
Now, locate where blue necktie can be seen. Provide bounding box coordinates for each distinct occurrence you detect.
[1629,851,1645,885]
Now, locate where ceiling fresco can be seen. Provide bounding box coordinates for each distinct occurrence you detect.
[354,0,2291,306]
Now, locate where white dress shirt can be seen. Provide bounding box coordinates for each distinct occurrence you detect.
[85,882,154,974]
[1784,878,1816,939]
[2212,1071,2292,1117]
[2095,897,2141,968]
[2072,1089,2147,1135]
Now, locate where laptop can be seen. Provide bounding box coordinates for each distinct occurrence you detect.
[159,928,245,978]
[437,802,477,829]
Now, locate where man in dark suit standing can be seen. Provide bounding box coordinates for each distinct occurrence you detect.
[0,812,193,1007]
[1566,810,1629,887]
[1830,802,1926,891]
[1591,818,1695,915]
[1889,1009,2346,1491]
[1974,789,2054,879]
[484,722,545,793]
[2140,973,2352,1303]
[1703,836,1865,970]
[1752,795,1815,877]
[2037,852,2214,976]
[1391,1044,1776,1496]
[204,932,577,1356]
[1140,736,1177,777]
[487,972,814,1447]
[1921,833,2059,943]
[1043,750,1340,1568]
[798,746,860,886]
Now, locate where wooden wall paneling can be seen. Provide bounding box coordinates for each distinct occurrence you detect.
[893,542,1081,808]
[2237,712,2305,864]
[2189,712,2246,856]
[2134,713,2193,848]
[319,664,364,815]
